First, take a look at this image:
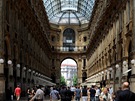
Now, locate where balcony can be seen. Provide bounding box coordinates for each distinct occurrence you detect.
[52,46,87,53]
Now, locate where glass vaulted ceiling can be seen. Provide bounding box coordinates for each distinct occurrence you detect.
[43,0,95,25]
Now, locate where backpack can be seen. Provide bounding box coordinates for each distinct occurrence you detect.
[82,88,87,96]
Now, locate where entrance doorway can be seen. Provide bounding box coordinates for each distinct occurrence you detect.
[61,58,77,86]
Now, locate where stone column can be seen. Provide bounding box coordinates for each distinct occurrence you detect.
[0,0,5,100]
[0,63,5,100]
[133,0,135,51]
[118,63,122,88]
[78,59,82,84]
[130,3,135,92]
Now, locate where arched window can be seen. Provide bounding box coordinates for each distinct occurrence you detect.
[63,28,75,51]
[82,72,87,82]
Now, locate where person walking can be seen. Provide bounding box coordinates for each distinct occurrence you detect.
[90,85,96,101]
[74,86,81,101]
[70,86,76,99]
[81,85,88,101]
[95,86,101,101]
[65,87,73,101]
[50,87,60,101]
[14,85,21,101]
[99,87,112,101]
[30,85,44,101]
[59,86,66,101]
[27,87,33,101]
[87,87,90,101]
[115,82,135,101]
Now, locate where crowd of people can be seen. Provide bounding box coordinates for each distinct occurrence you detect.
[25,81,135,101]
[7,81,135,101]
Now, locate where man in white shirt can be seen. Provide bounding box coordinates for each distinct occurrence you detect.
[30,85,44,101]
[70,86,76,99]
[95,86,101,101]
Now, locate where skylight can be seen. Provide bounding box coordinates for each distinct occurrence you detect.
[43,0,95,25]
[61,0,78,11]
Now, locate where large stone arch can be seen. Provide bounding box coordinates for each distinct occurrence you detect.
[60,57,78,66]
[56,54,83,84]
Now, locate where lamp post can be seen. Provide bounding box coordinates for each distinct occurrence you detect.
[16,64,20,85]
[115,64,122,87]
[2,59,12,100]
[0,58,4,74]
[23,67,26,80]
[108,67,112,85]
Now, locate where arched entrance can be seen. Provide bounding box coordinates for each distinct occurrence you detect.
[61,58,77,86]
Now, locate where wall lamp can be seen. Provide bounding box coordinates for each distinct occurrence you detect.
[123,61,128,68]
[115,64,119,69]
[8,60,12,65]
[108,67,113,71]
[23,67,26,70]
[0,59,12,65]
[0,58,4,64]
[16,64,20,69]
[32,71,35,74]
[131,59,135,66]
[28,69,31,72]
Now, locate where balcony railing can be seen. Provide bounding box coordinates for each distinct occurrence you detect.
[52,46,87,52]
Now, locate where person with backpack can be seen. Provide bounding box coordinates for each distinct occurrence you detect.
[65,87,73,101]
[75,86,81,101]
[90,85,96,101]
[59,86,66,101]
[50,87,60,101]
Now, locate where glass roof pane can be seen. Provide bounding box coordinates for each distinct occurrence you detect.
[61,0,78,11]
[43,0,95,25]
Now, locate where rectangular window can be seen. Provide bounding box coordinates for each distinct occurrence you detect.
[127,0,130,23]
[83,36,87,42]
[6,1,9,23]
[119,12,122,32]
[52,59,55,69]
[83,59,86,69]
[84,46,86,51]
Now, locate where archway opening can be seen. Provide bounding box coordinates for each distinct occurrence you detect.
[61,58,77,86]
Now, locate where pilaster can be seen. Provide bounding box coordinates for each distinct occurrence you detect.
[0,0,5,100]
[78,59,82,84]
[133,0,135,51]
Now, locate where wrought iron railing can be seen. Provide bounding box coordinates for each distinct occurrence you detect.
[52,46,87,52]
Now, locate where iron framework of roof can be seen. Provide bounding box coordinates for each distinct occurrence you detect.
[43,0,95,25]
